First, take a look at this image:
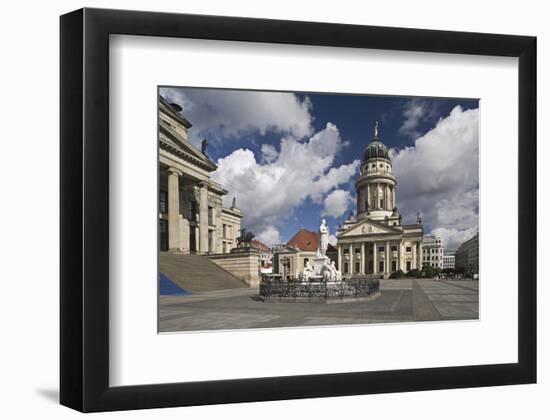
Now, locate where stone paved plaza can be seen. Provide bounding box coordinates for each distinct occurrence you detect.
[159,279,479,332]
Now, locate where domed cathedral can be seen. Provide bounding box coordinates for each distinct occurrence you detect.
[336,122,424,278]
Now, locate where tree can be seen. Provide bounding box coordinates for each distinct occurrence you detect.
[390,269,406,279]
[422,265,441,279]
[406,269,422,278]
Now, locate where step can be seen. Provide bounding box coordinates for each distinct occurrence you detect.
[159,252,249,293]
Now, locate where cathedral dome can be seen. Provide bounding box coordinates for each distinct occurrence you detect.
[363,140,390,162]
[362,122,390,162]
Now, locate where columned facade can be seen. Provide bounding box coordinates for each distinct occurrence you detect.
[158,95,242,254]
[336,122,423,278]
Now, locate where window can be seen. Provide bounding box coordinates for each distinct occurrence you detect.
[406,261,411,271]
[159,191,168,214]
[379,261,384,273]
[355,262,360,272]
[391,261,397,271]
[208,206,214,226]
[391,245,397,252]
[355,248,360,254]
[406,246,412,252]
[378,246,384,253]
[208,230,213,253]
[343,248,349,254]
[344,262,349,274]
[222,223,227,238]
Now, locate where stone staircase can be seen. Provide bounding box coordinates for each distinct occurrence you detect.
[159,252,249,293]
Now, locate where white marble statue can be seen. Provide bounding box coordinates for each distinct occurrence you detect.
[319,218,329,256]
[321,261,332,282]
[303,260,313,282]
[330,261,342,282]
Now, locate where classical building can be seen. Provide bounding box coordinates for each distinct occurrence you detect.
[158,95,242,254]
[455,233,479,277]
[273,228,337,280]
[442,254,456,270]
[335,123,423,277]
[422,234,445,269]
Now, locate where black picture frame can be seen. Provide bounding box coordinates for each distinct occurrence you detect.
[60,7,537,412]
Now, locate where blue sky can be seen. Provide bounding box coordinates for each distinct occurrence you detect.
[160,87,479,252]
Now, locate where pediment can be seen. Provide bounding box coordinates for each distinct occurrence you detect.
[339,219,401,237]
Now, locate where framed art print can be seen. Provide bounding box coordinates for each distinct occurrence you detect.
[60,8,536,412]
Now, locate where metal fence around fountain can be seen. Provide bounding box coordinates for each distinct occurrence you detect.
[259,276,380,301]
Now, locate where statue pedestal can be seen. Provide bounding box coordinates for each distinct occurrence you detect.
[311,255,331,275]
[209,248,261,286]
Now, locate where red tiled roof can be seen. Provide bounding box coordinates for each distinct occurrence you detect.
[286,228,338,252]
[286,228,319,252]
[251,239,271,252]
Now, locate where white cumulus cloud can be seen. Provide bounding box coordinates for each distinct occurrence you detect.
[211,123,359,236]
[261,144,279,163]
[256,225,282,247]
[159,87,313,146]
[390,105,479,250]
[431,227,478,253]
[399,99,439,138]
[321,189,353,218]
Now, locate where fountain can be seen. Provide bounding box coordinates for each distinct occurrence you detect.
[259,219,380,302]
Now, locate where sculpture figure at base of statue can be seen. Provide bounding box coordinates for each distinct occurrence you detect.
[318,259,342,283]
[302,260,314,283]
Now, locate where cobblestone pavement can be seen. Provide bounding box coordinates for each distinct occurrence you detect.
[159,279,479,332]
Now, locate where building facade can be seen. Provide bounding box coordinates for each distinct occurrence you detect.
[158,96,242,254]
[335,123,423,277]
[422,234,445,269]
[442,254,456,270]
[455,233,479,277]
[273,228,337,280]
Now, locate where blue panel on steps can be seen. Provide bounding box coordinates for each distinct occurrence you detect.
[159,272,189,296]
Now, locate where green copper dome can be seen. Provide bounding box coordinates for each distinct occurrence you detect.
[362,122,390,161]
[363,140,389,161]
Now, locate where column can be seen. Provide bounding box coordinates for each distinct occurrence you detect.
[349,243,354,275]
[360,243,365,274]
[198,181,209,253]
[417,242,422,269]
[397,241,402,271]
[385,241,390,274]
[392,187,396,209]
[373,242,377,274]
[412,242,417,269]
[167,168,181,250]
[385,185,389,210]
[337,245,342,271]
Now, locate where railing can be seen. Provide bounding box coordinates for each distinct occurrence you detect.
[259,278,380,301]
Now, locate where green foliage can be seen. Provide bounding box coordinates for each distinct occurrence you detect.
[390,269,406,279]
[422,266,441,278]
[406,269,422,278]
